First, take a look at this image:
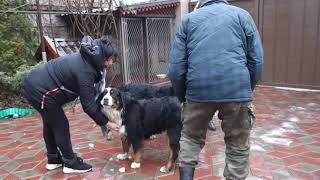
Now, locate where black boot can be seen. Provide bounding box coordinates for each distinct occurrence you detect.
[207,121,216,131]
[179,166,195,180]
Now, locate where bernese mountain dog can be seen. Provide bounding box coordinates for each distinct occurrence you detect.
[98,84,176,140]
[100,86,182,173]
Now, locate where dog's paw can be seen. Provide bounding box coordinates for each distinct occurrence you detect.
[106,132,113,140]
[116,153,128,160]
[150,135,157,140]
[130,162,141,169]
[160,166,168,173]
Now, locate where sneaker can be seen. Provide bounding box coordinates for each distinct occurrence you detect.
[46,153,63,170]
[63,155,92,174]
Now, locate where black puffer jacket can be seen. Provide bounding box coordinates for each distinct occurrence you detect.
[22,37,116,126]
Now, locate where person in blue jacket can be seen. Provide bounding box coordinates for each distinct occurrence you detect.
[22,36,119,174]
[168,0,264,179]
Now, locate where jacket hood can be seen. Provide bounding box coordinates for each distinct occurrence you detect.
[198,0,228,8]
[80,36,117,72]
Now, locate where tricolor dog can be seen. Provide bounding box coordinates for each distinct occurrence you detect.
[100,86,182,173]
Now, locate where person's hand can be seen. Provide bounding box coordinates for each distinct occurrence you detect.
[106,121,120,131]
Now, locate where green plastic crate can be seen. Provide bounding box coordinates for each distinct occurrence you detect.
[0,108,35,118]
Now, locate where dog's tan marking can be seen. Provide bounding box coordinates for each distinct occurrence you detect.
[160,144,179,173]
[133,146,143,163]
[122,137,131,154]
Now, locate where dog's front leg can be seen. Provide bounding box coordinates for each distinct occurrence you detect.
[130,139,144,169]
[116,137,131,160]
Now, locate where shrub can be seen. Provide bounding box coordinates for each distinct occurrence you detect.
[0,0,37,97]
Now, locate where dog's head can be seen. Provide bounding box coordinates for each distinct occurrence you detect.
[101,87,121,109]
[100,87,135,138]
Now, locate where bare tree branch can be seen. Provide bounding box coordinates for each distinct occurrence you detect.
[61,0,118,38]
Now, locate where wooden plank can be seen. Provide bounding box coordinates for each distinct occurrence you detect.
[314,0,320,86]
[261,0,276,82]
[300,0,319,85]
[253,0,260,25]
[258,0,264,34]
[286,0,304,84]
[274,0,289,83]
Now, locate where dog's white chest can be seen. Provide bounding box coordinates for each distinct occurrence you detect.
[101,106,122,126]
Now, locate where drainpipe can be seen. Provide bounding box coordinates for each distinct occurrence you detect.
[174,0,190,31]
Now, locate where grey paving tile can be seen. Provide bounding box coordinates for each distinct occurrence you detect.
[1,161,20,173]
[118,172,151,180]
[15,169,41,178]
[15,149,39,159]
[0,140,11,147]
[290,163,320,173]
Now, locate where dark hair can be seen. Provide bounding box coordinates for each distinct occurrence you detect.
[99,36,118,61]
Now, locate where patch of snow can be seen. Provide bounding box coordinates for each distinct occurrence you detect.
[274,87,320,92]
[250,144,266,152]
[88,143,94,149]
[289,117,299,122]
[260,136,293,146]
[119,167,126,173]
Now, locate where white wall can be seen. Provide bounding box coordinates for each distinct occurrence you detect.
[174,0,190,32]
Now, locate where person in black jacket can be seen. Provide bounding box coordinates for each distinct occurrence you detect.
[21,36,119,174]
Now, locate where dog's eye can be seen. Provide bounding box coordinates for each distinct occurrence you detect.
[110,89,117,96]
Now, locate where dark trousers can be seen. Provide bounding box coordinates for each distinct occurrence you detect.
[28,99,74,159]
[179,100,255,180]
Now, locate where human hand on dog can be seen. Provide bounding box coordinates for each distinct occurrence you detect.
[106,121,120,131]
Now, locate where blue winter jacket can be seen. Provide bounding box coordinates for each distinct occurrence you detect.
[168,0,263,103]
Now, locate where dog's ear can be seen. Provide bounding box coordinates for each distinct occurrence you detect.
[109,88,120,98]
[96,90,107,105]
[119,92,135,110]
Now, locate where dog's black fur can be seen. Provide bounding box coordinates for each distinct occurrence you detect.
[117,84,175,99]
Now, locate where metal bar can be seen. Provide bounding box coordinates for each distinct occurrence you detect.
[48,0,59,57]
[36,0,47,62]
[0,10,111,15]
[121,15,175,18]
[142,18,150,83]
[121,18,129,84]
[1,3,29,13]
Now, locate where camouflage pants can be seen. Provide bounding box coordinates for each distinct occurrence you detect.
[179,100,255,180]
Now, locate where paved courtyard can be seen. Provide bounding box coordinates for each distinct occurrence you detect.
[0,86,320,180]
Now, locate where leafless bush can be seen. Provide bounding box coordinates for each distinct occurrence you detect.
[62,0,120,38]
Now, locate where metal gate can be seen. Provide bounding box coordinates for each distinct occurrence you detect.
[121,17,173,84]
[121,18,145,84]
[147,18,172,82]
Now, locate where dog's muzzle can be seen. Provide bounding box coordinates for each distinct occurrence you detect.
[101,87,113,106]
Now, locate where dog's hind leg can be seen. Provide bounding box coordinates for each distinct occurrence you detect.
[160,127,181,173]
[160,143,179,173]
[116,137,131,160]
